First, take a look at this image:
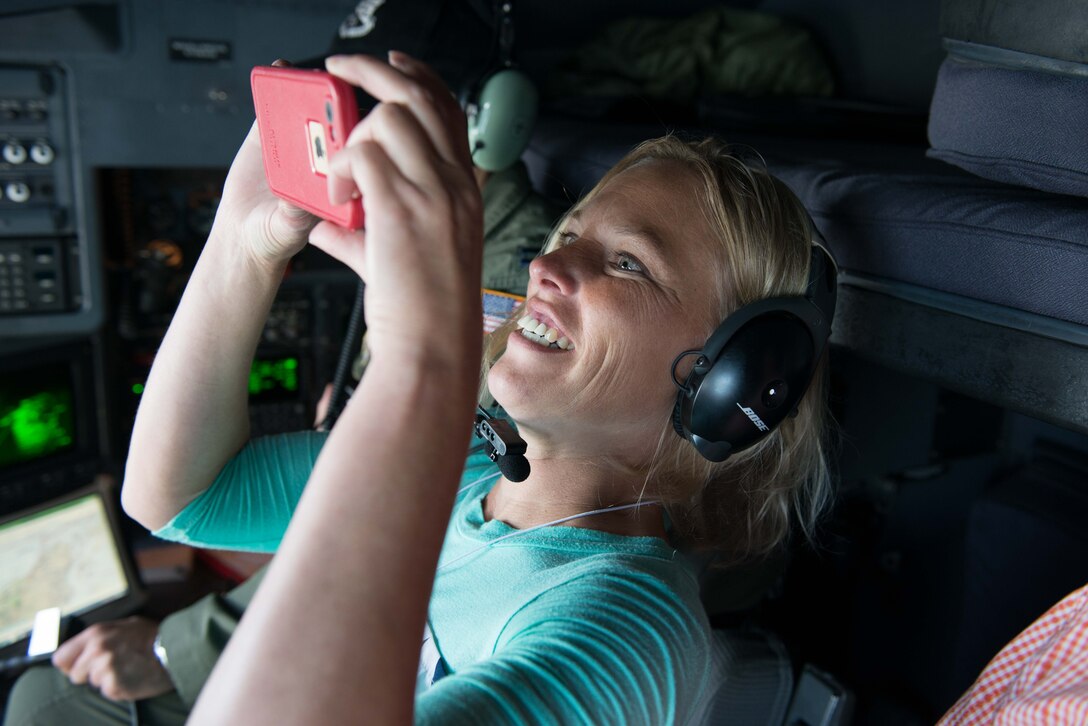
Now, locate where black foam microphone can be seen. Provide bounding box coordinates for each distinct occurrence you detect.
[474,407,530,482]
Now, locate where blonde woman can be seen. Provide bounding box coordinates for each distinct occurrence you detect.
[121,53,832,725]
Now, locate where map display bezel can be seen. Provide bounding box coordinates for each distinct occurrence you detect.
[0,480,145,657]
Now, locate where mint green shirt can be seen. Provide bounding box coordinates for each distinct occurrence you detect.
[155,432,713,724]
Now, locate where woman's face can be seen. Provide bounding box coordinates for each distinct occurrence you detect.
[489,159,725,462]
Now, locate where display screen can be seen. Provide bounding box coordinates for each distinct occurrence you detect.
[127,357,301,405]
[248,357,300,402]
[0,493,130,649]
[0,364,75,468]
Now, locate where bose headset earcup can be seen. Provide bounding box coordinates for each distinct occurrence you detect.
[466,67,538,172]
[673,244,837,462]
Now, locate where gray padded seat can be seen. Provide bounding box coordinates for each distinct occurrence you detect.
[524,115,1088,329]
[701,628,794,726]
[524,114,1088,433]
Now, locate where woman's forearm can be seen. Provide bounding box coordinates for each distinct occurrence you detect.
[186,51,485,724]
[122,226,287,530]
[190,345,479,725]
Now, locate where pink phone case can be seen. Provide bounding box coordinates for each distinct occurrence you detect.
[251,66,364,230]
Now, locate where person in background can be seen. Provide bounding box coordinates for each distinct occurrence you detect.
[938,582,1088,725]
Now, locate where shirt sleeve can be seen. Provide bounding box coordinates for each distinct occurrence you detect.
[938,583,1088,725]
[152,431,328,552]
[414,568,713,726]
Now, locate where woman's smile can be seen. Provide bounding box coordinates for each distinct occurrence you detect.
[508,324,575,353]
[514,303,576,350]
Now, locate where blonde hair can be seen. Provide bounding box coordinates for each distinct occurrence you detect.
[485,135,832,566]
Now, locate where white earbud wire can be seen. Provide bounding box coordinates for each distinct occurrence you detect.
[438,498,663,572]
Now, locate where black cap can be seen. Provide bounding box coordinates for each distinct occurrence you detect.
[295,0,498,96]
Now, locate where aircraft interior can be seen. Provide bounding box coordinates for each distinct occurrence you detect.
[1,1,1086,724]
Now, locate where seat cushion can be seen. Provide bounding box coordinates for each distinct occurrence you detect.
[524,115,1088,328]
[927,55,1088,198]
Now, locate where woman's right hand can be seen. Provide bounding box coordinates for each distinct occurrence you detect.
[309,53,483,364]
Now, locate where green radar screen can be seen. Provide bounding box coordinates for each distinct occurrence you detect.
[128,358,299,403]
[248,357,299,401]
[0,374,75,468]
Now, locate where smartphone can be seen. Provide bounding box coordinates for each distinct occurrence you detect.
[251,66,364,229]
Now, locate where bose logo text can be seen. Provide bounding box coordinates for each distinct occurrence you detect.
[736,403,769,432]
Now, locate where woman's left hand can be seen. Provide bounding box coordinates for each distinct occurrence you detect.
[309,52,483,366]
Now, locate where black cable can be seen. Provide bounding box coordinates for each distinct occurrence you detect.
[319,279,366,431]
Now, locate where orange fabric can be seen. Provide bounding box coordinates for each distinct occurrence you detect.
[939,583,1088,725]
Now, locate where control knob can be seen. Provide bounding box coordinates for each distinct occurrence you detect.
[5,182,31,203]
[2,141,27,165]
[30,141,54,165]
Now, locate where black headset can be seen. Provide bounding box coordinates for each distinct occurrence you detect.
[671,232,837,462]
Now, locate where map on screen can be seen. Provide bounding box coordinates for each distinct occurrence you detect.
[0,493,130,649]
